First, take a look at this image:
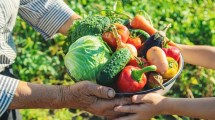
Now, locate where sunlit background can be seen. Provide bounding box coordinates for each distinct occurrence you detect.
[13,0,215,119]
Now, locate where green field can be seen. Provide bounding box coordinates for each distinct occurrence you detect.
[13,0,215,120]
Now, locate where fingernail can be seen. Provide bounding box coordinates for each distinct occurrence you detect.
[114,106,120,111]
[108,89,115,98]
[132,95,138,101]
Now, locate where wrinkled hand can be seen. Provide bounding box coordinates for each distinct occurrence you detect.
[114,93,166,120]
[60,81,132,119]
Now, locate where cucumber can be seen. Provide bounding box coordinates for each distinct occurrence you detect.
[96,48,131,86]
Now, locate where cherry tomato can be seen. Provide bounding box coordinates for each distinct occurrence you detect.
[162,46,180,62]
[127,37,142,50]
[102,32,116,49]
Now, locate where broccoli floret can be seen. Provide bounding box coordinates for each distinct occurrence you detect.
[68,15,111,43]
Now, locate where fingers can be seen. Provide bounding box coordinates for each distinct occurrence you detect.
[86,81,115,99]
[104,111,128,120]
[114,104,142,113]
[132,93,156,103]
[115,97,132,106]
[89,97,132,117]
[113,114,138,120]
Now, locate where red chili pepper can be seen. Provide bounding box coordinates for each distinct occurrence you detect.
[117,65,157,93]
[162,46,180,62]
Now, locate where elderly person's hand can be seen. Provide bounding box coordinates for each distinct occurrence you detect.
[60,81,132,119]
[10,80,131,119]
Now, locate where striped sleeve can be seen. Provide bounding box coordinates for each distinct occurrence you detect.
[19,0,74,40]
[0,75,19,117]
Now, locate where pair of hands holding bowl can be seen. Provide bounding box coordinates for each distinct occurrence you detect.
[72,81,165,120]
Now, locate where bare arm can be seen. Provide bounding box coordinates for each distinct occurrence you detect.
[162,97,215,119]
[58,13,81,35]
[114,93,215,120]
[178,44,215,69]
[9,81,62,109]
[9,14,83,109]
[9,80,112,109]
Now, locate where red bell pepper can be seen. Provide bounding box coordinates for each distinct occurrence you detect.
[117,65,157,93]
[162,46,180,62]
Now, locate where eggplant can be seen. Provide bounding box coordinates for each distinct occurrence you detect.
[138,24,171,58]
[138,32,165,58]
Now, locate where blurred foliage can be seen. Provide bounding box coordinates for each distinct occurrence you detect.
[12,0,215,120]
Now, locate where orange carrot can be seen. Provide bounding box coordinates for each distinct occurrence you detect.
[131,15,157,36]
[131,16,180,49]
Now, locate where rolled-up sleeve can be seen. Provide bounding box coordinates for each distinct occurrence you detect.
[19,0,74,40]
[0,75,19,116]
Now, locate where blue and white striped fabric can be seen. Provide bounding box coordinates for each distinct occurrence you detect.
[0,0,74,116]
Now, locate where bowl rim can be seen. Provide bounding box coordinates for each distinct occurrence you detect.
[115,54,184,97]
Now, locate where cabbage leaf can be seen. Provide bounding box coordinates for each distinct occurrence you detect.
[64,35,112,82]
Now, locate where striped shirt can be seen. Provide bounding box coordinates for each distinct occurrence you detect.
[0,0,74,116]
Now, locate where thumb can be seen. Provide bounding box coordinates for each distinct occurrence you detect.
[88,83,116,99]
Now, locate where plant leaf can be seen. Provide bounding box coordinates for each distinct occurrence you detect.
[113,0,124,13]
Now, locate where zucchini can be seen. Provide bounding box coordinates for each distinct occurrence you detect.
[96,48,131,86]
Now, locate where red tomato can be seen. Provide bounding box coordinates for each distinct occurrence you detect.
[115,23,129,43]
[102,23,129,50]
[117,66,147,93]
[162,46,180,62]
[102,32,116,50]
[127,37,142,50]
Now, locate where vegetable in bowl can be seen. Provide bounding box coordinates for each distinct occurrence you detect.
[68,15,111,43]
[115,54,184,97]
[64,35,112,82]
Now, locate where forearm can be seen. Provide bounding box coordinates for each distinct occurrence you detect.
[178,44,215,69]
[58,13,81,35]
[9,81,66,109]
[162,97,215,119]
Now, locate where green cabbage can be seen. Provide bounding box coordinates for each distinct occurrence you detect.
[64,35,112,82]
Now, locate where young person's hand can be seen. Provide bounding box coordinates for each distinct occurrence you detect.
[114,93,166,120]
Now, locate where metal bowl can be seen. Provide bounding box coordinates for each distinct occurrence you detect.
[66,54,184,97]
[115,54,184,97]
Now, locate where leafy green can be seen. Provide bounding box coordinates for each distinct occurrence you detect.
[64,35,112,82]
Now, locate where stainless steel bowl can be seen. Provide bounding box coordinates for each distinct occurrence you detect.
[66,54,184,97]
